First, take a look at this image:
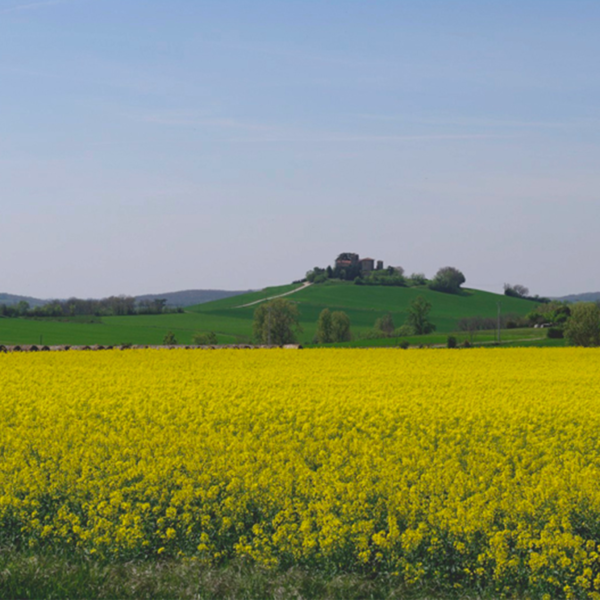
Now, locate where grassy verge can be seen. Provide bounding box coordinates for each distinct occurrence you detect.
[0,552,486,600]
[306,328,554,348]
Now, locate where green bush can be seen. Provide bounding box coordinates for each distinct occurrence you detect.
[407,272,428,286]
[163,331,178,345]
[564,302,600,346]
[429,266,466,294]
[393,324,415,337]
[374,313,395,337]
[546,327,564,339]
[447,336,458,348]
[193,331,218,345]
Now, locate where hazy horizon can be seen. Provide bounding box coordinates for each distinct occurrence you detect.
[1,277,597,303]
[2,1,599,298]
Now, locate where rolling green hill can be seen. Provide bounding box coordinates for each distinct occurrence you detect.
[0,280,544,347]
[189,280,541,343]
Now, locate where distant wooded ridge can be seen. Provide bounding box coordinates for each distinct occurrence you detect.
[553,292,600,303]
[0,289,251,310]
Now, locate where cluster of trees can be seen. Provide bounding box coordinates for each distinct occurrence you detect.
[306,260,467,295]
[504,283,549,303]
[315,309,351,343]
[355,268,429,288]
[457,302,573,338]
[455,299,600,348]
[251,300,352,345]
[355,267,407,287]
[251,295,437,346]
[527,301,571,327]
[526,300,600,347]
[356,297,437,341]
[563,302,600,347]
[305,266,333,284]
[428,267,465,294]
[253,298,303,345]
[0,297,182,319]
[192,331,219,345]
[311,270,558,302]
[173,296,600,348]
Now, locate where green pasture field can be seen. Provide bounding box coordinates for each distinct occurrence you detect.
[0,315,242,347]
[286,280,537,332]
[0,285,298,346]
[187,280,542,345]
[308,327,552,348]
[0,281,546,347]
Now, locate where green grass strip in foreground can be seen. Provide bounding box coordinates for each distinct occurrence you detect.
[0,551,506,599]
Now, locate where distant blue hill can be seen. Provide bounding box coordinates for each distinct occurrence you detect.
[0,293,49,308]
[553,292,600,303]
[135,289,250,308]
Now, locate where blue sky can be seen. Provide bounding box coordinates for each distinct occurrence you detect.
[1,0,599,297]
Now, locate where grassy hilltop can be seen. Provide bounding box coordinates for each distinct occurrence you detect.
[189,280,548,347]
[0,280,548,347]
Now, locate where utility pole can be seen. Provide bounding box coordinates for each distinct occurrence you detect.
[497,302,501,345]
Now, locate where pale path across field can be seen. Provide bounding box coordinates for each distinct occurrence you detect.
[234,281,313,308]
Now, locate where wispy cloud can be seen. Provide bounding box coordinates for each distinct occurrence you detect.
[135,110,515,144]
[224,133,515,144]
[200,39,383,70]
[139,112,276,133]
[353,113,600,130]
[0,0,72,14]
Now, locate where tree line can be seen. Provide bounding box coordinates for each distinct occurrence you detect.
[307,260,468,295]
[0,297,183,318]
[524,300,600,346]
[503,283,549,303]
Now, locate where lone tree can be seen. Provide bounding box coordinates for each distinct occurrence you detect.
[375,313,395,337]
[429,266,466,294]
[163,331,178,345]
[253,298,302,345]
[316,309,333,343]
[405,296,436,335]
[331,311,351,342]
[564,302,600,347]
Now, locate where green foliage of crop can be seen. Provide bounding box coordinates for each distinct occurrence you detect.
[0,281,541,347]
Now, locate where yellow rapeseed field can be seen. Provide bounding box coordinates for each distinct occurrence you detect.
[1,348,600,597]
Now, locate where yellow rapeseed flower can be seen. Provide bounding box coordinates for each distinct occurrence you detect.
[0,348,600,597]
